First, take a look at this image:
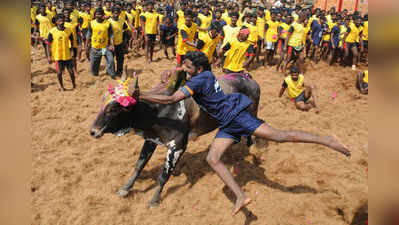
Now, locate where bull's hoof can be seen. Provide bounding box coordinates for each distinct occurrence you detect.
[117,189,130,198]
[150,200,160,208]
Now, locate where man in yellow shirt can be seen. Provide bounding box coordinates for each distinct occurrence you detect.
[140,1,159,63]
[46,14,76,91]
[279,66,319,112]
[282,12,306,73]
[196,23,221,64]
[110,6,129,75]
[85,7,116,78]
[276,15,292,71]
[264,12,279,67]
[360,14,368,60]
[34,4,52,57]
[342,16,363,70]
[218,27,255,73]
[176,9,198,66]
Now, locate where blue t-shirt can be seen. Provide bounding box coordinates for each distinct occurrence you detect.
[180,71,252,128]
[160,24,178,39]
[311,20,322,43]
[212,19,227,27]
[331,25,340,47]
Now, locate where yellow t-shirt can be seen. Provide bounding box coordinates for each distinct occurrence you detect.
[362,21,368,41]
[285,74,305,98]
[346,23,361,43]
[177,23,198,55]
[323,22,335,41]
[279,22,290,39]
[104,10,112,19]
[36,14,52,38]
[363,70,368,83]
[48,27,72,61]
[199,33,221,63]
[64,22,78,48]
[198,13,213,39]
[223,39,252,72]
[266,20,280,42]
[177,10,185,28]
[143,11,159,34]
[264,9,271,22]
[90,20,111,49]
[288,22,304,47]
[222,24,240,48]
[303,26,310,46]
[79,12,92,29]
[244,22,258,46]
[109,18,126,45]
[70,9,80,25]
[256,17,266,39]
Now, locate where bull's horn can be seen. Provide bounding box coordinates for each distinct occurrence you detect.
[121,64,128,82]
[134,72,138,89]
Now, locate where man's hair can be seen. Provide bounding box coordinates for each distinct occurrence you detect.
[95,7,105,15]
[184,51,211,72]
[290,66,300,73]
[55,13,65,21]
[184,9,194,17]
[230,11,239,18]
[112,6,120,13]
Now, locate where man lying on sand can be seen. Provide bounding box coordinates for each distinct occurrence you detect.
[279,66,320,113]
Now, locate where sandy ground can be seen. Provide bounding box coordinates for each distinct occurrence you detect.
[31,46,368,225]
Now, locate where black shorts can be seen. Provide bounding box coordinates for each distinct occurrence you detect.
[257,39,263,49]
[344,42,357,50]
[72,48,78,58]
[55,60,73,72]
[363,40,368,49]
[161,37,175,47]
[294,91,310,103]
[287,45,303,57]
[146,34,156,43]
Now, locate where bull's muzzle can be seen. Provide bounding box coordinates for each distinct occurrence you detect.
[90,126,105,139]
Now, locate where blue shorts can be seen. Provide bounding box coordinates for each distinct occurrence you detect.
[215,110,263,143]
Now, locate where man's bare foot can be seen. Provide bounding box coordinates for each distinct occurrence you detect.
[232,195,251,216]
[326,135,350,157]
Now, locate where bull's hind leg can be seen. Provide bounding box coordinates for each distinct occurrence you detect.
[150,139,187,207]
[118,141,157,197]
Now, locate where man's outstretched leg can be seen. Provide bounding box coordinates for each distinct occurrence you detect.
[206,138,252,216]
[252,123,350,157]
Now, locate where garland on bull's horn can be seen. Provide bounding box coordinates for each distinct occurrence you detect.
[105,78,137,107]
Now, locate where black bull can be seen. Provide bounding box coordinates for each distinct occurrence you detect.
[90,72,261,206]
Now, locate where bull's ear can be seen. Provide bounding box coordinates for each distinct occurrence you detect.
[121,64,128,82]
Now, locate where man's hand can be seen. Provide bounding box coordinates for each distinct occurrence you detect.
[108,45,115,52]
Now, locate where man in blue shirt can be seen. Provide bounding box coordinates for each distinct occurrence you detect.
[139,51,350,216]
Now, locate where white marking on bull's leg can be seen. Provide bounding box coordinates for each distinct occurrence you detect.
[165,149,172,174]
[172,149,183,170]
[176,101,186,120]
[166,140,176,149]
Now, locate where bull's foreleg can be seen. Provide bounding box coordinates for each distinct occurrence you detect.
[118,141,157,197]
[150,139,187,207]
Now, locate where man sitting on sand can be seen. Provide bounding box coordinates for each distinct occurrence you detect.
[279,66,319,112]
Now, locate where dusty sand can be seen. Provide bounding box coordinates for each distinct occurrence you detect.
[31,47,368,225]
